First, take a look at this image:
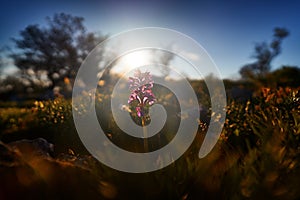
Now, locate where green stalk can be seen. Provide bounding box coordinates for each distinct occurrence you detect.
[141,116,148,152]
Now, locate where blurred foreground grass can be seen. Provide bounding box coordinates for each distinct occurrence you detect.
[0,87,300,199]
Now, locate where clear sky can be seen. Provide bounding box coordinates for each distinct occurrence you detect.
[0,0,299,78]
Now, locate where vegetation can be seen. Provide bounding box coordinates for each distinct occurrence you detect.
[11,13,107,90]
[1,86,299,199]
[239,27,289,82]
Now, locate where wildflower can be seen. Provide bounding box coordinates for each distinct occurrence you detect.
[128,69,156,151]
[128,69,156,118]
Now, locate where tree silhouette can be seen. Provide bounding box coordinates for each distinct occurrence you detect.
[269,65,300,88]
[10,13,106,92]
[240,27,289,81]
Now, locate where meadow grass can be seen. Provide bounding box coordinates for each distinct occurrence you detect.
[0,87,299,199]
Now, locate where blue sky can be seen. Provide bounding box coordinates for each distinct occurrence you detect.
[0,0,299,78]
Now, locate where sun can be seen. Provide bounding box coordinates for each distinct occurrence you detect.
[112,50,151,74]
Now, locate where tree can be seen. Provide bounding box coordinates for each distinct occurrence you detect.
[240,27,289,81]
[10,13,107,93]
[269,65,300,88]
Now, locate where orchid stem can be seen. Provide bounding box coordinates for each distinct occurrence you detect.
[141,117,148,152]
